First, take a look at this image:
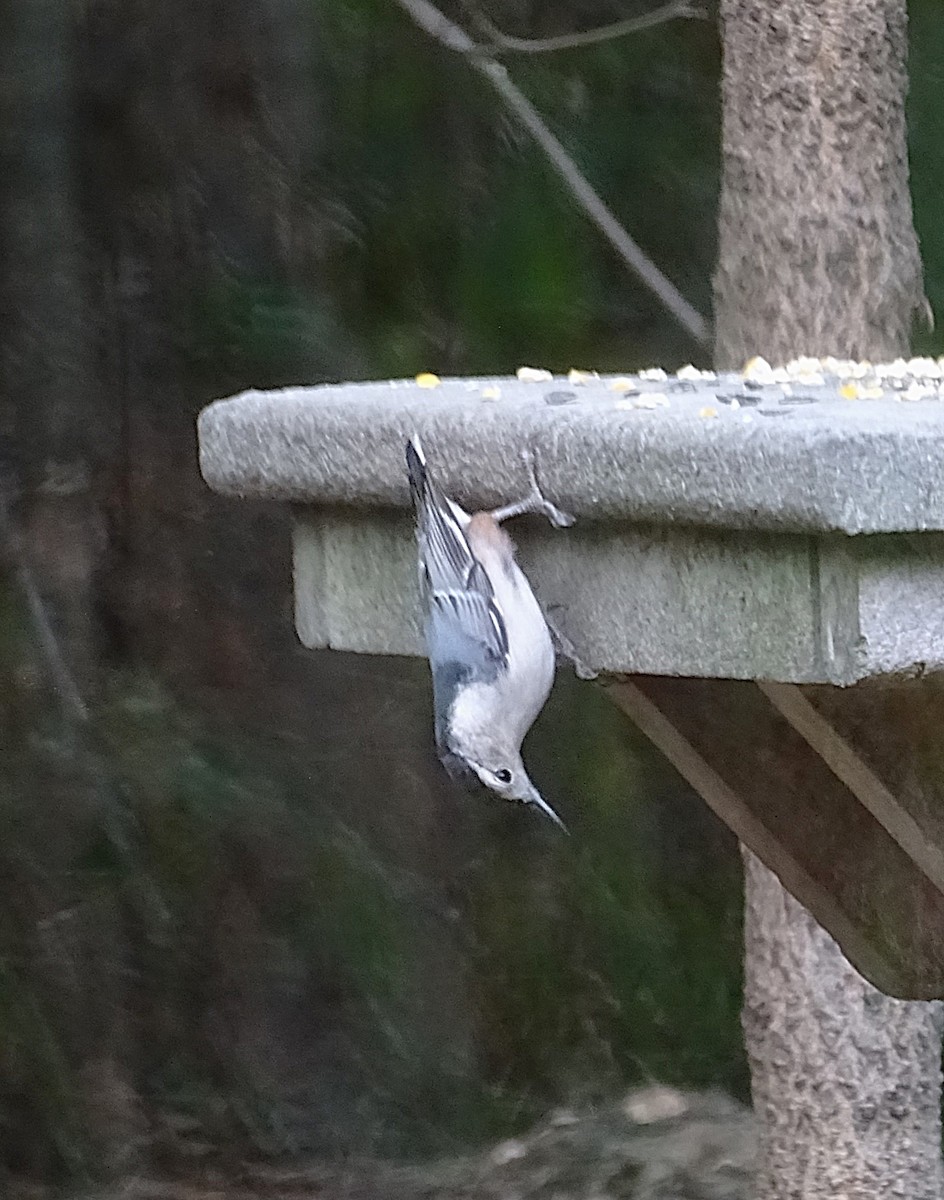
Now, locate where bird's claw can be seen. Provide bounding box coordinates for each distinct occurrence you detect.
[521,450,575,529]
[488,450,576,528]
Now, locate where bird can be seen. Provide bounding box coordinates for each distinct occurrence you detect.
[406,434,574,831]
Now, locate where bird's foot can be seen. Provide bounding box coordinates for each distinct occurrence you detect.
[489,450,575,528]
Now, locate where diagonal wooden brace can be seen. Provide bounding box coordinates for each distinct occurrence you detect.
[604,675,944,1000]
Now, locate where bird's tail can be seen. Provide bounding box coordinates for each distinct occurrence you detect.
[406,433,471,583]
[406,434,453,523]
[405,434,428,512]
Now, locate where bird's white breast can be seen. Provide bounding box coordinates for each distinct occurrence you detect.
[453,541,554,750]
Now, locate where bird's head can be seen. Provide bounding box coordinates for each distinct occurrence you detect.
[443,734,567,832]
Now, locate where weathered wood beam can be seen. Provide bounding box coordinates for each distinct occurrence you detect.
[607,675,944,999]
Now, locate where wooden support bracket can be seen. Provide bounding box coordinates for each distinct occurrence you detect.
[604,676,944,1000]
[757,682,944,899]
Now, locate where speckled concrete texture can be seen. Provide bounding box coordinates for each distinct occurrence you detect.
[198,370,944,682]
[199,371,944,534]
[292,512,833,681]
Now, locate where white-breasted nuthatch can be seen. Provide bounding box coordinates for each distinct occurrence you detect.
[406,435,573,831]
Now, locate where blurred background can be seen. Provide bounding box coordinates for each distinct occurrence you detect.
[2,0,943,1192]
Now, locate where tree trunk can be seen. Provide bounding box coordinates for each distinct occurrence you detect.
[714,1,944,1196]
[1,0,104,706]
[714,0,923,369]
[743,853,944,1199]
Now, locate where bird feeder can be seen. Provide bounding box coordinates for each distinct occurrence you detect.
[198,360,944,1000]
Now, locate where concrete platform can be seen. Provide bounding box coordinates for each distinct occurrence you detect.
[199,366,944,685]
[198,363,944,997]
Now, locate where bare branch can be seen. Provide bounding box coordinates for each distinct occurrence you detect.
[397,0,478,50]
[0,493,89,727]
[15,559,89,725]
[481,62,709,342]
[391,0,710,345]
[461,0,707,56]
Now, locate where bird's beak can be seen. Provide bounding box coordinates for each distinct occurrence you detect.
[526,786,569,834]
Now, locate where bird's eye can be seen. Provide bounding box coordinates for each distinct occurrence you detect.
[494,768,513,784]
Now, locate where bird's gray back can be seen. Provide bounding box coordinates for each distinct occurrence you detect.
[407,437,511,756]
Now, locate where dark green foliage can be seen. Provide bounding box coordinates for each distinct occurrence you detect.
[909,0,944,355]
[304,0,720,379]
[10,0,944,1185]
[464,676,745,1104]
[185,277,358,389]
[0,658,744,1181]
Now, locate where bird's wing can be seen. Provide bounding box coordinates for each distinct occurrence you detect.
[407,437,509,678]
[426,580,507,754]
[427,577,508,675]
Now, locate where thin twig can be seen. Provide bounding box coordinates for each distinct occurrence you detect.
[461,0,706,56]
[391,0,709,344]
[0,492,89,726]
[15,560,90,724]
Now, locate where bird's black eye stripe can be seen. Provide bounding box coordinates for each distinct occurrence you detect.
[495,768,512,784]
